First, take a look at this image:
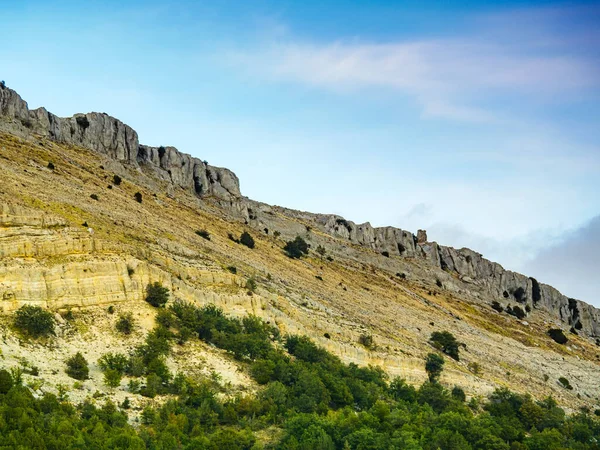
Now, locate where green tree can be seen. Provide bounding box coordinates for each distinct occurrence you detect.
[14,305,55,338]
[425,352,445,383]
[145,282,170,307]
[0,369,13,394]
[429,331,461,360]
[284,236,310,259]
[65,352,89,380]
[104,369,122,388]
[116,312,135,335]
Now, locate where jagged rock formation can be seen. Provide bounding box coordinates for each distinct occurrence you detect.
[0,84,240,201]
[1,82,598,339]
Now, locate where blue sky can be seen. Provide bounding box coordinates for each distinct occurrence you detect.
[2,0,599,304]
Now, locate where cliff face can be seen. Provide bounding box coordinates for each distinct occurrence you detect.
[1,82,598,339]
[0,84,240,201]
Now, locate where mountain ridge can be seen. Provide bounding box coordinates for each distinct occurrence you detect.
[1,81,598,340]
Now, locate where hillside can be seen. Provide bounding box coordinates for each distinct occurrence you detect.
[0,82,599,425]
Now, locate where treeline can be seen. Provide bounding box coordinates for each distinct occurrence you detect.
[1,301,599,449]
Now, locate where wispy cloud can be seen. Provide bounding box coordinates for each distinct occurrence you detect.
[227,7,600,122]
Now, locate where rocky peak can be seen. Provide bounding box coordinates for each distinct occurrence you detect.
[0,84,240,202]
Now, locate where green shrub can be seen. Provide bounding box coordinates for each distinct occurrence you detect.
[113,174,122,185]
[240,231,255,249]
[98,353,129,374]
[47,161,55,170]
[491,301,503,313]
[226,266,237,274]
[245,277,257,294]
[134,192,142,203]
[429,331,460,360]
[14,305,55,338]
[145,282,169,307]
[65,352,89,380]
[451,386,466,402]
[381,251,390,257]
[104,369,122,388]
[116,312,135,335]
[90,194,99,201]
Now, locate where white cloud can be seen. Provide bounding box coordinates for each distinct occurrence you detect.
[226,7,600,122]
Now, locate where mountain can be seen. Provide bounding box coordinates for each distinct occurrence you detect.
[1,82,599,414]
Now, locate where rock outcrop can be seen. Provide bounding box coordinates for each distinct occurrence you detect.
[0,84,240,201]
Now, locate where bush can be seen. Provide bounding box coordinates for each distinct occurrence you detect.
[558,377,573,390]
[134,192,142,203]
[358,334,374,349]
[98,353,129,374]
[108,305,115,314]
[381,251,390,257]
[284,236,310,259]
[425,353,445,383]
[226,266,237,274]
[104,369,122,388]
[491,301,503,313]
[65,352,89,380]
[435,278,443,288]
[14,305,55,338]
[145,282,169,308]
[508,305,526,320]
[113,174,122,185]
[548,328,568,345]
[513,287,526,302]
[245,277,257,293]
[116,312,135,335]
[240,231,255,249]
[47,162,55,170]
[429,331,460,360]
[90,194,99,201]
[196,229,210,240]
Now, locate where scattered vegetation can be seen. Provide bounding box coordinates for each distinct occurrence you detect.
[0,304,597,448]
[112,174,122,185]
[47,161,55,170]
[90,194,99,201]
[381,251,390,257]
[145,282,170,308]
[14,305,55,338]
[245,277,257,294]
[134,192,142,203]
[435,278,443,288]
[226,266,237,274]
[316,245,326,259]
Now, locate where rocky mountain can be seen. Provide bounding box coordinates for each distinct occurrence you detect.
[1,82,599,411]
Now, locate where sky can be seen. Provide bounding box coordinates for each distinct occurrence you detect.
[1,0,599,304]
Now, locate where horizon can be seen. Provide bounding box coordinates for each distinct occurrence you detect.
[2,0,599,305]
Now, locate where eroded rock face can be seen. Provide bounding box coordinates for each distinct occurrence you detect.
[0,84,240,202]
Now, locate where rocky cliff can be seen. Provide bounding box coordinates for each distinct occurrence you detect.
[1,82,598,340]
[0,84,240,202]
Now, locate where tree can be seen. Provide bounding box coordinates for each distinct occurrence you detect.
[65,352,89,380]
[284,236,310,259]
[425,353,445,383]
[0,369,13,394]
[429,331,460,360]
[145,282,169,307]
[14,305,55,338]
